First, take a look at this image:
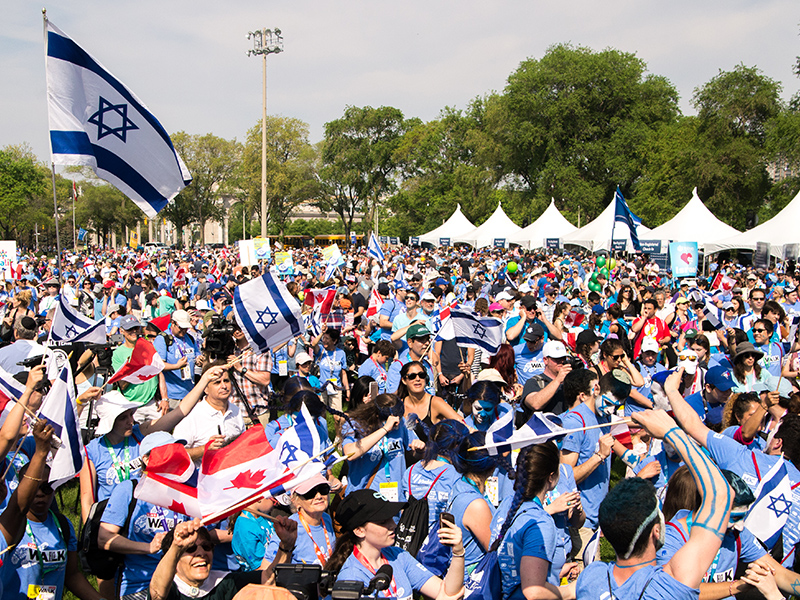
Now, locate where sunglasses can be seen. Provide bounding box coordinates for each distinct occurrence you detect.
[39,482,54,495]
[405,371,426,381]
[411,337,430,343]
[550,356,567,364]
[753,328,767,333]
[300,484,331,499]
[752,297,765,301]
[678,355,697,362]
[185,542,214,553]
[610,354,625,360]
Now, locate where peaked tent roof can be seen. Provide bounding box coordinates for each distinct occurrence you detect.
[563,194,653,253]
[704,189,800,259]
[511,199,578,250]
[453,203,525,248]
[417,204,477,246]
[649,188,740,243]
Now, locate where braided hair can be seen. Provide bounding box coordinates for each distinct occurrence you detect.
[490,441,560,552]
[452,431,497,479]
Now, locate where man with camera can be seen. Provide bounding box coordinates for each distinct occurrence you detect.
[112,314,168,422]
[519,340,573,423]
[154,310,203,408]
[0,316,56,379]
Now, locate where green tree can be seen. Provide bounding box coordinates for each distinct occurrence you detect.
[240,116,320,239]
[75,181,144,247]
[0,145,49,240]
[170,132,241,245]
[490,44,680,221]
[320,106,410,238]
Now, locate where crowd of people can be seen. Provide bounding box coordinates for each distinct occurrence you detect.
[2,241,800,600]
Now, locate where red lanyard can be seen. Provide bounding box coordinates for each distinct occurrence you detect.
[352,546,398,598]
[371,357,387,383]
[297,512,331,566]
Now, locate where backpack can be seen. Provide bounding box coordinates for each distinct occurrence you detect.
[416,494,457,577]
[464,507,532,600]
[394,467,447,556]
[78,479,138,580]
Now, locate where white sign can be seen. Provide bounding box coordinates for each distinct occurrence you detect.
[0,241,16,279]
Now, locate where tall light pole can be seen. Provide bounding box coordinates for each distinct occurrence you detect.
[247,28,283,240]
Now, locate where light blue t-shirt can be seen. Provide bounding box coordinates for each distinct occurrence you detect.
[265,511,334,566]
[560,403,610,529]
[490,497,557,596]
[449,477,493,573]
[657,509,765,584]
[358,358,389,394]
[153,331,201,400]
[632,451,683,492]
[1,511,76,600]
[102,479,189,596]
[404,463,461,530]
[342,421,416,498]
[338,545,434,600]
[317,347,347,390]
[379,297,405,341]
[386,350,435,395]
[513,343,545,387]
[577,562,699,600]
[543,463,578,579]
[85,426,144,502]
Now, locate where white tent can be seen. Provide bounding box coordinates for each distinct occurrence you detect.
[648,188,740,244]
[704,189,800,259]
[417,204,477,247]
[563,195,653,253]
[453,203,524,248]
[511,199,578,249]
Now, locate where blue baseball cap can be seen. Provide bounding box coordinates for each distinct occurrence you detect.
[705,366,735,392]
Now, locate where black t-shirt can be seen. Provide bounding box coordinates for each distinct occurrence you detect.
[438,338,463,377]
[351,292,367,317]
[149,571,262,600]
[518,372,565,426]
[127,283,143,310]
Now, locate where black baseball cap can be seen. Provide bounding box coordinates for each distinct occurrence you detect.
[523,322,545,341]
[336,489,407,531]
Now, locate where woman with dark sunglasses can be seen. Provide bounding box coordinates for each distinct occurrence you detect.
[396,361,463,432]
[264,473,335,567]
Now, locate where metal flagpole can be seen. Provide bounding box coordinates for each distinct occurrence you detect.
[51,164,64,285]
[72,182,77,252]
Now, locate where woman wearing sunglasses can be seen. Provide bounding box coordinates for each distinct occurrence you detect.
[397,361,463,433]
[264,474,335,567]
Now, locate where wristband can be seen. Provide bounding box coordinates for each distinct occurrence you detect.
[452,550,465,558]
[76,397,86,406]
[594,451,607,461]
[23,474,42,482]
[279,543,294,553]
[241,368,248,376]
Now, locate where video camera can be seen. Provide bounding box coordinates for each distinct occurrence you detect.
[274,564,393,600]
[203,314,237,360]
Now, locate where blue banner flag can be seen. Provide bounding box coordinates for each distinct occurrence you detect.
[613,186,642,252]
[233,271,305,354]
[367,232,385,263]
[38,364,84,488]
[45,19,191,217]
[50,293,107,344]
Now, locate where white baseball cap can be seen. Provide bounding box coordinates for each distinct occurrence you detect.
[295,352,313,365]
[542,340,568,359]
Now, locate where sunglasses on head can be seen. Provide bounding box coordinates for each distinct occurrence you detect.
[300,484,331,499]
[405,371,426,381]
[185,542,214,553]
[678,355,697,362]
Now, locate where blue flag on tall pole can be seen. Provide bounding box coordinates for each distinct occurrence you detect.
[367,233,385,263]
[45,18,191,218]
[613,186,642,252]
[233,271,305,354]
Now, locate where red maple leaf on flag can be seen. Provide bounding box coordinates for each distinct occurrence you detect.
[168,500,187,514]
[223,469,267,490]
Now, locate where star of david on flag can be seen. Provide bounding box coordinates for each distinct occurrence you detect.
[49,292,107,345]
[439,309,503,355]
[45,19,191,217]
[368,232,385,263]
[744,458,793,549]
[233,271,304,354]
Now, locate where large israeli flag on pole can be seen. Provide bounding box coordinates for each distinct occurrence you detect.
[367,233,385,263]
[233,272,305,354]
[49,293,107,344]
[45,19,191,217]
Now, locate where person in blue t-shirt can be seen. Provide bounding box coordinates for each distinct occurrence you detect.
[312,326,349,413]
[231,497,276,570]
[357,340,395,394]
[682,365,735,431]
[153,310,203,405]
[328,489,465,600]
[576,405,733,600]
[513,322,546,386]
[489,441,569,598]
[750,319,784,379]
[341,393,423,499]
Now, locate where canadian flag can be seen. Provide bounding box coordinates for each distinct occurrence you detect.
[149,314,171,332]
[565,309,586,328]
[303,286,337,315]
[133,256,149,272]
[711,273,736,292]
[136,406,327,523]
[210,262,221,281]
[174,266,187,287]
[366,287,384,318]
[610,415,633,450]
[107,338,165,385]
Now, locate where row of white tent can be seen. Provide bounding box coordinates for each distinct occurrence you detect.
[417,188,800,259]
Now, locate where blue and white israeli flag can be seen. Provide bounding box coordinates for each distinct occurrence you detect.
[233,272,305,354]
[448,309,503,355]
[38,364,84,489]
[367,233,385,263]
[45,19,191,217]
[50,293,107,344]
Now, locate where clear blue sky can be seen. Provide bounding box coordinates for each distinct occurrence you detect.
[3,0,799,163]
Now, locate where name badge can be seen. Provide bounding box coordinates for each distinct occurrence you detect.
[379,481,399,503]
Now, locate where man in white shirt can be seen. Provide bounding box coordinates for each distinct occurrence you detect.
[0,316,56,378]
[173,365,245,463]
